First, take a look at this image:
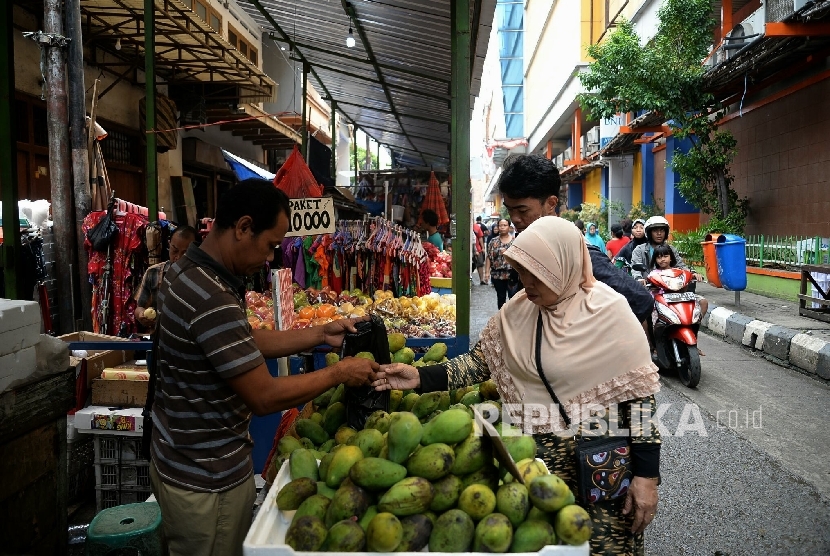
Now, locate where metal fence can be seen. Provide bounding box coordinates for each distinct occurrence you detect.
[744,235,830,270]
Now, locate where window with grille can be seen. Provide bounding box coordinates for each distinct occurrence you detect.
[99,127,142,167]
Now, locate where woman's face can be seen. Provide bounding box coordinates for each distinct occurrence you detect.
[498,219,510,234]
[589,224,597,234]
[655,254,672,269]
[632,223,645,238]
[514,264,559,306]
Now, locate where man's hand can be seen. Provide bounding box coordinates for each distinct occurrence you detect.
[622,476,659,534]
[134,307,156,329]
[332,356,379,387]
[372,363,420,391]
[322,316,371,347]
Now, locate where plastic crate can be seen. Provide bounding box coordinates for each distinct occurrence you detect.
[94,435,120,463]
[95,485,152,512]
[95,462,119,488]
[67,436,95,503]
[120,462,151,488]
[119,486,153,505]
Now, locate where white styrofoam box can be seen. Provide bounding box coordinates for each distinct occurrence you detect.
[0,299,42,357]
[0,346,37,393]
[67,415,79,441]
[74,406,146,434]
[244,461,589,556]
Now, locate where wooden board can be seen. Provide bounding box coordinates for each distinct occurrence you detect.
[0,369,74,444]
[91,378,148,407]
[170,176,198,227]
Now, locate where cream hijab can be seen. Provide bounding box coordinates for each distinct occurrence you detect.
[489,216,659,427]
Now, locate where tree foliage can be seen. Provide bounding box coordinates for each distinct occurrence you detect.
[349,147,378,171]
[578,0,748,233]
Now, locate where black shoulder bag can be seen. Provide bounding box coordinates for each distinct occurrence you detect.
[87,197,119,252]
[534,312,633,504]
[340,315,390,430]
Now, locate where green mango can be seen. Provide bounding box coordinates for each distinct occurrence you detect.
[504,434,538,464]
[315,481,337,499]
[397,514,434,552]
[392,347,416,364]
[324,519,366,552]
[366,512,403,552]
[473,512,513,552]
[457,484,497,521]
[355,351,375,361]
[461,463,500,492]
[377,476,435,516]
[276,477,317,511]
[422,342,447,362]
[460,390,482,407]
[553,504,593,546]
[322,402,347,435]
[428,509,474,552]
[421,408,473,445]
[313,386,335,408]
[325,483,371,528]
[277,436,302,455]
[292,494,331,524]
[330,383,345,405]
[310,411,324,425]
[348,428,384,458]
[437,390,451,411]
[451,433,487,476]
[389,389,403,412]
[387,412,423,464]
[334,426,357,445]
[429,473,464,512]
[349,457,407,491]
[358,505,378,531]
[401,392,420,412]
[325,445,364,489]
[319,439,336,453]
[387,333,406,353]
[405,443,455,481]
[528,474,573,512]
[289,448,319,481]
[284,516,327,551]
[511,519,556,552]
[479,379,500,401]
[295,419,329,445]
[364,410,390,434]
[325,352,341,367]
[411,391,442,419]
[496,482,530,527]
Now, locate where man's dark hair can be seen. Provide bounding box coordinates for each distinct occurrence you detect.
[172,225,197,241]
[574,219,585,233]
[421,209,438,227]
[497,154,561,202]
[214,179,291,234]
[620,218,632,236]
[476,216,482,223]
[611,223,624,239]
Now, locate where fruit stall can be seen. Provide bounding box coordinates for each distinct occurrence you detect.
[245,376,591,554]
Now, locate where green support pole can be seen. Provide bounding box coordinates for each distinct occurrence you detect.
[144,0,158,219]
[0,0,21,298]
[331,101,337,180]
[451,0,471,350]
[353,127,358,186]
[301,63,309,160]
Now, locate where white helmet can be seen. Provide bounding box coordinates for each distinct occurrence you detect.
[644,216,670,239]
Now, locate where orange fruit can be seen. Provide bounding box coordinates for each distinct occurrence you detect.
[298,306,316,320]
[317,303,336,318]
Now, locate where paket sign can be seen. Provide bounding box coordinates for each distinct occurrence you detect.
[286,196,335,237]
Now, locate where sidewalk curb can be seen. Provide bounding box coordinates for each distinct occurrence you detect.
[702,304,830,380]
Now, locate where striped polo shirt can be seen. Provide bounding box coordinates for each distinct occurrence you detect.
[150,243,265,492]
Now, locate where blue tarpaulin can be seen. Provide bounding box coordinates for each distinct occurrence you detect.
[222,149,276,182]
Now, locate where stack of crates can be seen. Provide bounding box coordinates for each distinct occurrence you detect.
[94,434,151,511]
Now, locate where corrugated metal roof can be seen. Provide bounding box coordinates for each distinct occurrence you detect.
[241,0,495,167]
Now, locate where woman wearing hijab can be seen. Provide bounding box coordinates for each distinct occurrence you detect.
[617,218,648,267]
[585,222,606,250]
[374,217,661,555]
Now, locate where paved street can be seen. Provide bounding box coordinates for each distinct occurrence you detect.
[467,283,830,555]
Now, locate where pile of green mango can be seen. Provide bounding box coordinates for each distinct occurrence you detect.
[274,380,592,552]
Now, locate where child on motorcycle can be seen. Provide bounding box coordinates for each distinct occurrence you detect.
[649,244,709,317]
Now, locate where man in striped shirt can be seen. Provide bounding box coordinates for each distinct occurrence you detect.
[149,180,378,556]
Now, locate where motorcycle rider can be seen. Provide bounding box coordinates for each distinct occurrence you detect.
[650,244,709,317]
[631,216,701,281]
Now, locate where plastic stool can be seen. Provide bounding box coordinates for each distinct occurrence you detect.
[85,502,163,556]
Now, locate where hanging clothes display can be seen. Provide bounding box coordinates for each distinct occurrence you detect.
[83,205,148,336]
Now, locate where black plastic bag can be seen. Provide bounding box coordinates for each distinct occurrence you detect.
[340,315,391,429]
[87,203,118,252]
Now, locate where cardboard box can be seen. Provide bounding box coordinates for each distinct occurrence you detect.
[59,332,137,387]
[91,378,148,408]
[74,406,146,433]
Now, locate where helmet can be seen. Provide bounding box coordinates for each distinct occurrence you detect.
[644,216,670,239]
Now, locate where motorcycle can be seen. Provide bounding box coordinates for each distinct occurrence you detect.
[632,264,702,388]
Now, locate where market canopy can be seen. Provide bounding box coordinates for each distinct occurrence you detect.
[240,0,496,168]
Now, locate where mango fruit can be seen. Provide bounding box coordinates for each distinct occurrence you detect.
[429,473,464,512]
[335,426,357,445]
[322,402,346,435]
[387,332,406,353]
[496,482,530,527]
[325,483,371,528]
[428,508,474,552]
[289,448,319,481]
[511,519,556,552]
[554,504,593,546]
[355,351,375,361]
[349,457,407,491]
[421,408,473,445]
[300,437,315,450]
[509,458,549,485]
[387,412,423,464]
[313,387,335,407]
[528,474,573,512]
[318,451,335,482]
[364,410,390,434]
[423,342,447,362]
[438,390,451,411]
[315,481,337,500]
[504,434,538,464]
[397,514,434,552]
[277,436,302,455]
[324,519,365,552]
[461,463,500,492]
[479,379,500,401]
[458,484,497,521]
[325,352,340,367]
[348,428,383,458]
[450,402,474,418]
[460,390,482,407]
[366,512,403,552]
[411,391,442,419]
[451,433,487,475]
[330,383,345,405]
[392,347,416,364]
[292,494,331,524]
[406,443,455,481]
[295,418,329,445]
[401,392,420,412]
[389,389,403,412]
[326,445,364,488]
[310,411,324,425]
[473,512,513,552]
[285,515,327,551]
[358,505,378,531]
[276,477,317,511]
[377,476,435,516]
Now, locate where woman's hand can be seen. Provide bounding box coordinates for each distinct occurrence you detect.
[372,363,420,391]
[622,476,659,534]
[321,316,371,347]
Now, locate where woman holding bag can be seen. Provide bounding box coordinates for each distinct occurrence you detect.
[373,216,661,555]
